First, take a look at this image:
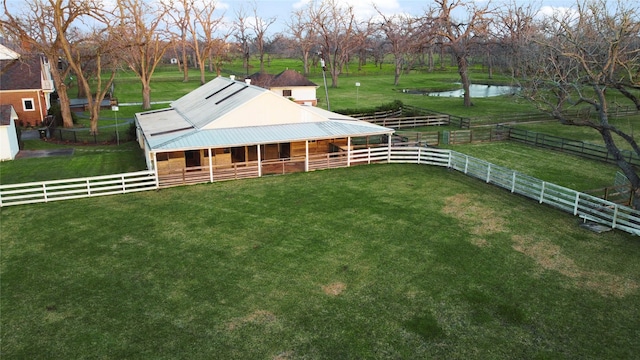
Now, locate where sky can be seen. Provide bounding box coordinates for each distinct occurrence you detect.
[217,0,579,33]
[2,0,580,35]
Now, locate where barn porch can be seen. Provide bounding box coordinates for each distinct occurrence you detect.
[153,135,387,188]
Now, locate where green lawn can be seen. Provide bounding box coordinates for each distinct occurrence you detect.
[0,141,147,184]
[1,164,638,359]
[445,142,621,191]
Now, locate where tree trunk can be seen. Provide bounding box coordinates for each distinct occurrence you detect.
[181,45,189,82]
[142,82,152,110]
[49,67,74,128]
[199,59,206,85]
[600,128,640,208]
[456,55,473,107]
[76,76,86,98]
[486,50,493,79]
[393,56,402,86]
[57,84,75,128]
[259,52,265,72]
[89,108,100,135]
[428,48,434,72]
[302,51,310,76]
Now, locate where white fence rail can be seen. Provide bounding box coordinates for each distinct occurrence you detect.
[0,170,157,207]
[447,151,640,236]
[1,147,638,236]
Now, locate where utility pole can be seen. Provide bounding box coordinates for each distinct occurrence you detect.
[320,55,330,111]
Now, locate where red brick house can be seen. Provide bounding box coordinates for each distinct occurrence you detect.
[0,44,55,127]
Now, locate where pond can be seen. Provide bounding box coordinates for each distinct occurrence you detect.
[404,84,520,98]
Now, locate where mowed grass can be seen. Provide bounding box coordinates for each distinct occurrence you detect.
[445,142,621,191]
[0,141,147,184]
[2,164,639,359]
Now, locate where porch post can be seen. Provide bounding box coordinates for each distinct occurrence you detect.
[347,137,351,167]
[152,152,160,188]
[257,144,262,177]
[387,133,392,163]
[305,140,309,172]
[208,148,213,183]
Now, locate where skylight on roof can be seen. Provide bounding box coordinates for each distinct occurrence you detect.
[205,83,235,100]
[215,85,248,105]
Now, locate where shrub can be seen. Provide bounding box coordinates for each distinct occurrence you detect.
[47,102,78,127]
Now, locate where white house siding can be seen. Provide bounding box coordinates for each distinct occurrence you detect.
[270,86,317,105]
[0,118,19,161]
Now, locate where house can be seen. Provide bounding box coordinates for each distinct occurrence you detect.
[0,104,20,161]
[135,76,394,187]
[246,69,319,106]
[0,44,55,127]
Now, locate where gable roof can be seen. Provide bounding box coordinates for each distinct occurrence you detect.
[0,104,17,126]
[247,69,317,88]
[136,76,392,152]
[0,55,44,91]
[0,44,20,60]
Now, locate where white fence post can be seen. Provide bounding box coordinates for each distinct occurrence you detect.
[43,183,48,202]
[540,181,545,204]
[613,205,619,228]
[86,179,91,196]
[208,148,214,183]
[574,193,580,215]
[464,155,469,174]
[486,163,491,183]
[511,171,517,193]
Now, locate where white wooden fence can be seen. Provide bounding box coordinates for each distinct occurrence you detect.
[1,147,638,236]
[0,170,156,207]
[446,151,640,236]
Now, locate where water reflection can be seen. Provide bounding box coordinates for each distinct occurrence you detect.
[404,84,520,98]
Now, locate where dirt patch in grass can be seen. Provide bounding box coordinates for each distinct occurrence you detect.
[273,351,294,360]
[322,282,346,296]
[226,310,277,331]
[442,194,506,246]
[512,235,638,298]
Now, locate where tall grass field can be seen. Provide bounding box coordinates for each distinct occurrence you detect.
[1,164,638,359]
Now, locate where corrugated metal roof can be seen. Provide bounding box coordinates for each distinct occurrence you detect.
[171,78,264,129]
[148,120,391,151]
[136,76,394,152]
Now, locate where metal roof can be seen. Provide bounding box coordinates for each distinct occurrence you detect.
[136,76,393,152]
[147,120,391,151]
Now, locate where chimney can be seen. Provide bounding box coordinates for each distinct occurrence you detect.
[230,75,236,81]
[245,78,251,85]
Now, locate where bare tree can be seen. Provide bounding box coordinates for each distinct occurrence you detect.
[0,0,116,134]
[209,38,231,76]
[167,0,192,82]
[1,0,110,129]
[310,0,363,87]
[65,29,119,134]
[377,11,426,86]
[233,6,251,76]
[495,0,539,79]
[287,7,317,76]
[525,0,640,207]
[114,0,172,110]
[189,0,226,84]
[249,1,276,73]
[433,0,493,107]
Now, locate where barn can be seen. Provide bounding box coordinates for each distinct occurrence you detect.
[135,76,394,187]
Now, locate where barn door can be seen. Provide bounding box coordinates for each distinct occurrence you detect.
[185,150,201,169]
